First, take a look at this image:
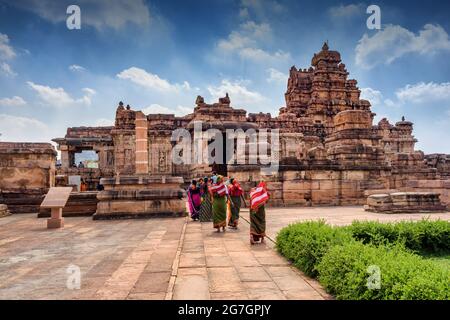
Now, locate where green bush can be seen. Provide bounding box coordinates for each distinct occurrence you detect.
[317,241,450,300]
[276,220,353,277]
[276,219,450,300]
[348,219,450,253]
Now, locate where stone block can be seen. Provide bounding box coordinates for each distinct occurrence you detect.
[365,192,447,213]
[47,217,64,228]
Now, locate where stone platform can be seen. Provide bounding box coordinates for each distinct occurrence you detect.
[0,189,48,214]
[364,192,447,213]
[94,175,186,220]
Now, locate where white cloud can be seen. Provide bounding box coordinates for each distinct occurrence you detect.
[0,62,17,77]
[11,0,151,31]
[384,99,396,107]
[395,82,450,104]
[361,82,450,110]
[239,7,249,19]
[69,64,86,72]
[360,87,383,105]
[328,3,365,19]
[0,96,27,107]
[0,33,15,60]
[215,20,290,64]
[27,81,96,107]
[117,67,191,93]
[356,24,450,69]
[141,104,192,117]
[266,68,287,84]
[240,48,290,63]
[0,33,17,76]
[82,88,96,96]
[218,21,271,51]
[207,79,267,107]
[360,87,399,108]
[240,0,285,18]
[0,114,50,142]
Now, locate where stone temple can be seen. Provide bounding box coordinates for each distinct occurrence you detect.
[1,43,449,214]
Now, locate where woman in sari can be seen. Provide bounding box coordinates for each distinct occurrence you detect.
[227,178,243,228]
[210,175,227,232]
[187,180,201,221]
[199,177,212,222]
[249,181,269,244]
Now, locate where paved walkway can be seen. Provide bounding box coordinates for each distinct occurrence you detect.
[1,207,448,300]
[0,212,328,300]
[171,219,327,300]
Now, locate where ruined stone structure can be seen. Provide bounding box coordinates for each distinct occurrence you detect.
[53,126,114,190]
[0,142,56,213]
[365,192,447,213]
[95,176,185,219]
[52,43,450,209]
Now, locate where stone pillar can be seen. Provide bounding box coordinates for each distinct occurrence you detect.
[60,145,70,169]
[135,111,149,174]
[97,147,107,169]
[47,207,64,228]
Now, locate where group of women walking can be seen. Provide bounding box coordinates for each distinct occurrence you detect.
[186,173,269,244]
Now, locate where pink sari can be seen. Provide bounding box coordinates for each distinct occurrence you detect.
[187,187,201,219]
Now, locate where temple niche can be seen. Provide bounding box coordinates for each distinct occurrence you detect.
[49,43,450,209]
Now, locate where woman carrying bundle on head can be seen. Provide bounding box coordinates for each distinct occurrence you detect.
[209,175,228,232]
[187,180,201,221]
[249,181,269,244]
[227,178,243,229]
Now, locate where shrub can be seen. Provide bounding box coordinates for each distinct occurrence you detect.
[276,220,353,277]
[348,219,450,253]
[316,241,450,300]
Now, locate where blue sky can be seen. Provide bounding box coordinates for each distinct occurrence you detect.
[0,0,450,153]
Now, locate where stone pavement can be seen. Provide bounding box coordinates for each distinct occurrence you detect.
[0,214,185,300]
[1,207,448,300]
[170,220,327,300]
[0,211,328,300]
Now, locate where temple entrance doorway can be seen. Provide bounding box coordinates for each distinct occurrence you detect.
[74,149,99,169]
[209,131,229,177]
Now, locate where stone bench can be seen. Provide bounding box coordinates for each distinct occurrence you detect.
[364,192,447,213]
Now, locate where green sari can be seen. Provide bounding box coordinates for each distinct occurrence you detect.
[199,192,212,222]
[228,195,241,227]
[212,194,227,228]
[250,205,266,240]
